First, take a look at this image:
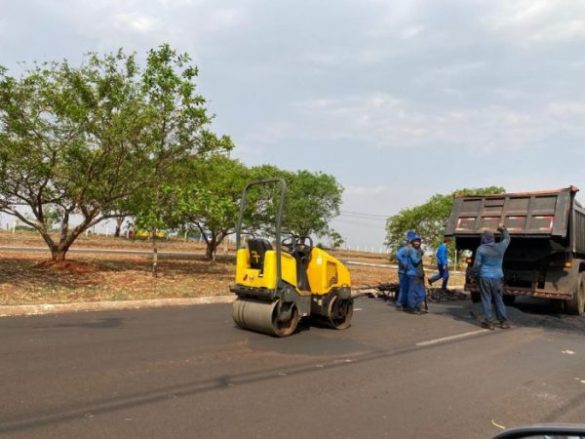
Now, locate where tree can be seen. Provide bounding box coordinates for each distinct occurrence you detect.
[178,154,246,261]
[328,230,345,249]
[176,161,343,260]
[245,166,343,239]
[284,170,343,237]
[0,45,228,262]
[125,45,233,273]
[385,187,505,254]
[0,51,148,261]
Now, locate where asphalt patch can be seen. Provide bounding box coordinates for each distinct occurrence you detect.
[439,297,585,334]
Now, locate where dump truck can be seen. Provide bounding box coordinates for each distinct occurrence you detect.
[230,178,353,336]
[444,186,585,315]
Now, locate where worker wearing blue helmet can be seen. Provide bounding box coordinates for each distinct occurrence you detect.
[395,231,416,309]
[405,232,427,313]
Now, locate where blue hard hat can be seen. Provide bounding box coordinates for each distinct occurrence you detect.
[405,230,417,241]
[410,233,421,242]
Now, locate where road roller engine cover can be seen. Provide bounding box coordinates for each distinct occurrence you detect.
[230,178,354,337]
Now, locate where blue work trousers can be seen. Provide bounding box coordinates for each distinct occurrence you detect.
[407,276,426,309]
[397,273,409,307]
[479,277,507,322]
[429,265,449,290]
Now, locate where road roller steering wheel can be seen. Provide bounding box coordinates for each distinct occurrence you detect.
[294,235,313,258]
[281,235,313,255]
[281,235,296,253]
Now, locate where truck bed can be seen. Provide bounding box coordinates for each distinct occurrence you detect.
[445,186,579,240]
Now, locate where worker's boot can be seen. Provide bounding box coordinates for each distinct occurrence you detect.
[500,320,511,329]
[481,320,495,330]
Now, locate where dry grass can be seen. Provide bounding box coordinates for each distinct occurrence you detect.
[0,252,233,306]
[0,231,463,305]
[0,230,224,252]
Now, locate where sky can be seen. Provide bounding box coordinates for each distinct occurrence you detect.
[1,0,585,249]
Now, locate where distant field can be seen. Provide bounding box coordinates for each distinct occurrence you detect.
[0,231,463,306]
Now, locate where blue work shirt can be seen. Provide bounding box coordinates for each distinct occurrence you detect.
[474,229,511,279]
[406,247,424,278]
[396,246,409,274]
[436,243,448,267]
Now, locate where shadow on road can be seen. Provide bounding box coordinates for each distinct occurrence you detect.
[435,296,585,335]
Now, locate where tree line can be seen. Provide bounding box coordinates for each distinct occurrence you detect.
[0,45,343,263]
[384,186,505,263]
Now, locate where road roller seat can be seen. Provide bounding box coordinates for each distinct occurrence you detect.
[291,245,311,291]
[247,238,273,272]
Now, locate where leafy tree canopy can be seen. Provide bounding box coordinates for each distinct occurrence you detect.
[246,166,343,239]
[385,186,506,253]
[0,44,230,261]
[176,153,248,260]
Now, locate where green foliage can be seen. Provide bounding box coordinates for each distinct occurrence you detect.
[176,154,249,259]
[285,170,343,237]
[245,166,343,238]
[385,187,505,253]
[0,45,342,265]
[328,230,345,249]
[0,45,230,261]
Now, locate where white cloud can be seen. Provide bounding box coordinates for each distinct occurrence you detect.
[529,20,585,43]
[113,14,161,32]
[294,93,585,152]
[549,101,585,117]
[400,24,424,40]
[246,121,296,144]
[486,0,585,44]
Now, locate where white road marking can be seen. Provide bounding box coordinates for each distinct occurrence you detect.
[491,419,506,430]
[354,308,362,311]
[562,349,576,355]
[416,329,489,347]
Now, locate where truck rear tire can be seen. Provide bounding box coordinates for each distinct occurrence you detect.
[566,273,585,316]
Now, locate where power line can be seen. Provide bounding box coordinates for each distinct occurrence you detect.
[333,218,386,227]
[340,210,389,219]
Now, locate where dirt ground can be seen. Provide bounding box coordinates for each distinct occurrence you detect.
[0,231,463,305]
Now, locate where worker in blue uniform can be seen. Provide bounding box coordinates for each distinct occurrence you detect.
[405,233,426,314]
[395,231,416,309]
[429,237,450,291]
[473,225,511,329]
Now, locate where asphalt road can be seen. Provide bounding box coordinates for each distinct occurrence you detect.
[1,297,585,439]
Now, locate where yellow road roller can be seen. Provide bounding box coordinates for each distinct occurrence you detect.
[230,178,353,337]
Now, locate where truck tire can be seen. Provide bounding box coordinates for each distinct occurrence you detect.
[566,273,585,316]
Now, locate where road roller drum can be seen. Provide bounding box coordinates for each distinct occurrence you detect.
[232,299,300,337]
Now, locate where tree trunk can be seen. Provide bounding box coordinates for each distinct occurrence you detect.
[205,232,227,261]
[51,248,68,262]
[152,233,158,277]
[205,236,217,261]
[205,244,215,261]
[114,215,125,238]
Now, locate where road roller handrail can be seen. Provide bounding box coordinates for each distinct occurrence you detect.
[236,178,287,287]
